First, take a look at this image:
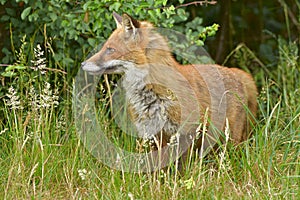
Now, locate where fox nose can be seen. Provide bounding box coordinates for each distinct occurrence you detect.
[81,61,86,68]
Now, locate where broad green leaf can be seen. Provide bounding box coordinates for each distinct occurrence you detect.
[0,0,7,5]
[21,7,31,20]
[1,71,16,77]
[5,65,26,71]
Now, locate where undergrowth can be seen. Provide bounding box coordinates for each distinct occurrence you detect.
[0,27,299,200]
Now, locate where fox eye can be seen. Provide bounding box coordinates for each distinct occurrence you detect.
[105,47,116,54]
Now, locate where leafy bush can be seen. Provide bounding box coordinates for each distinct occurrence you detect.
[0,0,217,72]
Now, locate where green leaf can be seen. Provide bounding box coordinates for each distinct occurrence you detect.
[87,38,96,47]
[109,2,121,11]
[5,8,16,16]
[1,15,10,21]
[0,0,7,5]
[5,65,26,71]
[163,0,168,6]
[28,12,39,22]
[48,13,57,22]
[21,7,31,20]
[1,71,17,77]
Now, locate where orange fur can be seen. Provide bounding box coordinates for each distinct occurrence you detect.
[82,13,257,158]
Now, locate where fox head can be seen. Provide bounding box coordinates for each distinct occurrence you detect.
[81,12,173,75]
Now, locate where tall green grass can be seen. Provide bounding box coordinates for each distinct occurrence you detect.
[0,34,299,199]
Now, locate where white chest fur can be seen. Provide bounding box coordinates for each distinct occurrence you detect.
[122,67,178,140]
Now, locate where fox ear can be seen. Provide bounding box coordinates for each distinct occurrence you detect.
[122,13,140,39]
[113,12,122,29]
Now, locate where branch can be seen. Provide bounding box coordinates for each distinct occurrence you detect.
[146,1,217,10]
[0,64,67,75]
[175,1,217,9]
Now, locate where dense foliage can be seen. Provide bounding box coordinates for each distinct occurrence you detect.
[0,0,217,67]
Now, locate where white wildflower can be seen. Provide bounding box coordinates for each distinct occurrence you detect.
[28,82,59,110]
[167,132,180,146]
[140,137,155,149]
[78,169,91,181]
[55,116,66,134]
[16,35,27,64]
[31,44,47,74]
[39,82,59,109]
[28,85,38,110]
[5,86,23,110]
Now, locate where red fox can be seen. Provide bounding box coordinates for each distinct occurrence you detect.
[81,12,257,170]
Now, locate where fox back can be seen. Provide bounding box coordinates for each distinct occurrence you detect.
[81,12,257,160]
